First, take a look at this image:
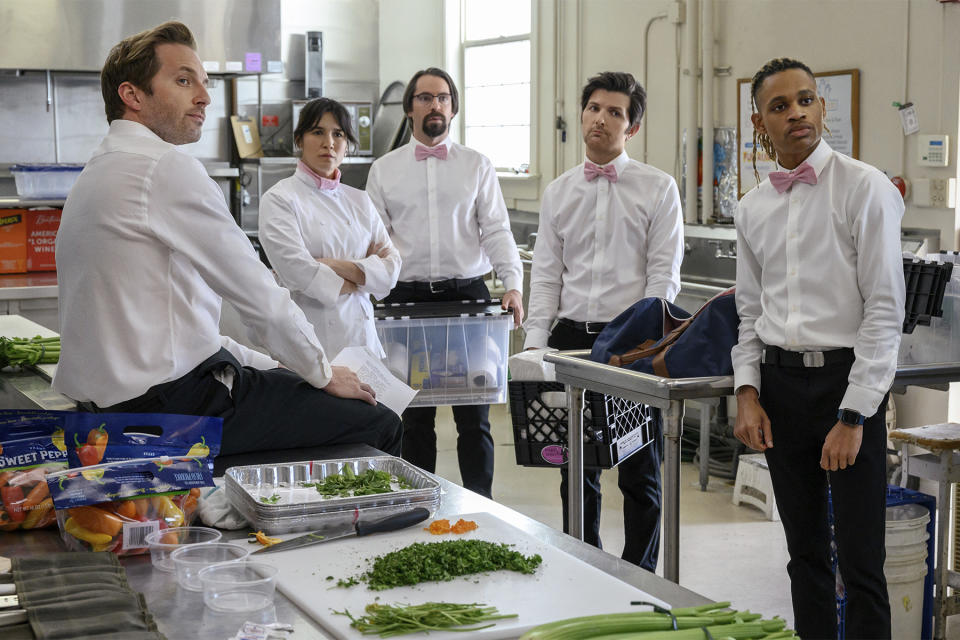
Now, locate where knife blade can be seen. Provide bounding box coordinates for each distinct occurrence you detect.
[0,594,18,610]
[252,506,430,554]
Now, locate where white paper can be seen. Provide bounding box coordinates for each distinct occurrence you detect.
[332,346,418,416]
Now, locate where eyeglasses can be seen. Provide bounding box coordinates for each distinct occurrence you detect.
[413,92,452,106]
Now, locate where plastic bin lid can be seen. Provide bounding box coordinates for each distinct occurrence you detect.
[374,299,508,320]
[10,163,84,172]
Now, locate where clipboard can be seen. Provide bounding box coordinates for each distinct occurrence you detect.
[230,115,264,158]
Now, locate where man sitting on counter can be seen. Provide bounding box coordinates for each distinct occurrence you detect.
[53,21,402,457]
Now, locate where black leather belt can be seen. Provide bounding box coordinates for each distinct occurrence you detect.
[394,277,484,294]
[76,348,239,413]
[557,318,609,335]
[761,345,855,368]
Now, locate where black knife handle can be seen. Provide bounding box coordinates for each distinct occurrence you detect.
[355,507,430,536]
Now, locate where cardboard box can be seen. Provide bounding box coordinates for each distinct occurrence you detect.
[0,209,61,274]
[0,210,27,273]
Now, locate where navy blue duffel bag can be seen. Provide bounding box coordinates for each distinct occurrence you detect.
[590,288,739,378]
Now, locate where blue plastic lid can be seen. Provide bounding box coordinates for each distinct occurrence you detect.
[10,163,84,172]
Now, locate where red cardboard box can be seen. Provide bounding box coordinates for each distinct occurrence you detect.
[26,209,60,271]
[0,209,61,274]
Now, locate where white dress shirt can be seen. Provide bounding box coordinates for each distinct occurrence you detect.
[365,137,522,293]
[731,140,905,416]
[259,165,401,358]
[54,120,333,407]
[523,151,684,349]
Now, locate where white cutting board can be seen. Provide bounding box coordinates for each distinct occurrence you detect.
[257,512,668,640]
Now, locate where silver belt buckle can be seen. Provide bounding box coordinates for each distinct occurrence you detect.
[585,321,604,334]
[802,351,825,367]
[429,280,443,293]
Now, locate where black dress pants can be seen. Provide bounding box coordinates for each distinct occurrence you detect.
[760,357,891,640]
[82,348,403,457]
[549,320,664,572]
[383,279,495,498]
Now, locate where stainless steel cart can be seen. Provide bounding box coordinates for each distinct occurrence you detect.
[543,352,960,585]
[544,350,734,583]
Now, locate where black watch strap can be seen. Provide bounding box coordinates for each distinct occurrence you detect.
[837,408,865,427]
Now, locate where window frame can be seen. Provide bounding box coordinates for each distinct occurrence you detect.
[459,0,537,176]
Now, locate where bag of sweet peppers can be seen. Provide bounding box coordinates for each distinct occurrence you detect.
[0,419,68,531]
[47,456,213,554]
[64,413,222,469]
[0,409,68,441]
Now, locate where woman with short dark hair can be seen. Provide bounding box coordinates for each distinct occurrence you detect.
[259,98,401,359]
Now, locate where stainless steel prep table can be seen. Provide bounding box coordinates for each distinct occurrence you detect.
[0,444,710,640]
[544,350,960,585]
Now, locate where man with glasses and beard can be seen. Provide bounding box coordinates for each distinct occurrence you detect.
[366,67,523,499]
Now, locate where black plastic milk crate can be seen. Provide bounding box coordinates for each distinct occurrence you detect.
[509,380,656,469]
[903,258,953,334]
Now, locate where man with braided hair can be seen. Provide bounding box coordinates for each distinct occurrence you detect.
[732,57,903,638]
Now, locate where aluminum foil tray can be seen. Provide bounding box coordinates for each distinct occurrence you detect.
[224,457,441,533]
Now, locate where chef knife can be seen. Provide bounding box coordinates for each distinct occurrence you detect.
[252,506,430,554]
[0,594,26,629]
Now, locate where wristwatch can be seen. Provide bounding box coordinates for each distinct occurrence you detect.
[837,408,865,427]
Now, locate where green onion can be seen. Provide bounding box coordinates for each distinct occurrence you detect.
[0,335,60,367]
[335,602,516,637]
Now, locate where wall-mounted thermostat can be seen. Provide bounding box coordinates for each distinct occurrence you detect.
[918,134,949,167]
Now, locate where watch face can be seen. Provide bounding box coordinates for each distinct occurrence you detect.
[839,409,864,426]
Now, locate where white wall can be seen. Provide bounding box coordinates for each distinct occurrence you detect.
[381,0,960,237]
[378,0,960,426]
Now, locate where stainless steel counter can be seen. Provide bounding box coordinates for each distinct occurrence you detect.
[0,272,57,300]
[0,444,709,639]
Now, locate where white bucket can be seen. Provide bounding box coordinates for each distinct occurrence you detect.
[885,503,931,640]
[885,560,928,640]
[886,504,930,547]
[885,540,928,564]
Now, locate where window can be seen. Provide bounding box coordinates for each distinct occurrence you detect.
[462,0,532,173]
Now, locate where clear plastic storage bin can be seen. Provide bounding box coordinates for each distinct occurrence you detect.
[11,164,83,199]
[376,299,512,407]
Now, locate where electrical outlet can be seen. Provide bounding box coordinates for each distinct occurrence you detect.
[913,178,954,208]
[931,179,948,207]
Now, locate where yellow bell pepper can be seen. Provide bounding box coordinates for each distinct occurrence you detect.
[64,516,113,546]
[22,498,53,529]
[151,496,184,527]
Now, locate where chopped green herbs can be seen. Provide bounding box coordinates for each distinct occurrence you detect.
[337,576,360,588]
[301,467,413,498]
[259,493,281,504]
[335,602,517,637]
[339,539,542,591]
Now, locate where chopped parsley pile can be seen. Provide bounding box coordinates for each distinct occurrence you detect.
[338,539,543,591]
[302,466,413,497]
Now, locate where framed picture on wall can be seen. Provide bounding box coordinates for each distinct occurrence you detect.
[737,68,860,196]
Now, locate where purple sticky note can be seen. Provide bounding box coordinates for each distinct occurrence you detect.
[244,53,262,72]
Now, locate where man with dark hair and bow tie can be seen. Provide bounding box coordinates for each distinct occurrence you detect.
[523,71,683,570]
[366,67,523,499]
[732,58,904,639]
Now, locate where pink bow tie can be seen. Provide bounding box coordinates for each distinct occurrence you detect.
[415,144,448,161]
[768,162,817,193]
[584,162,618,183]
